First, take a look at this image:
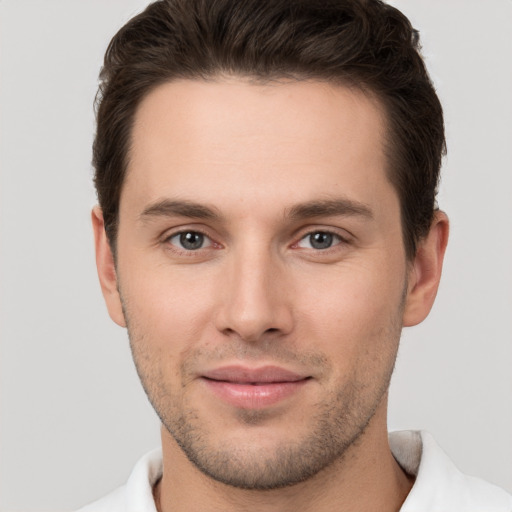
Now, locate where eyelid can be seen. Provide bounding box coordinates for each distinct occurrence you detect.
[295,231,344,249]
[161,226,222,253]
[168,231,212,249]
[291,226,353,247]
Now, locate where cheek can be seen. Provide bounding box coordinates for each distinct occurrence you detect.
[295,262,405,359]
[118,261,218,351]
[120,267,217,396]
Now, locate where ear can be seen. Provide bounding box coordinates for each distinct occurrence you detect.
[91,206,126,327]
[403,211,449,327]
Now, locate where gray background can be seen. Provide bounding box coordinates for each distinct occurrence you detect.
[1,0,511,510]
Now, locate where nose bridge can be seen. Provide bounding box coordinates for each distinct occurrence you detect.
[217,238,292,341]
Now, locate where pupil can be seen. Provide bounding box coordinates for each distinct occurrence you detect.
[180,232,203,250]
[310,232,333,250]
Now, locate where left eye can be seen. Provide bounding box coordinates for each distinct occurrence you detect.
[168,231,212,251]
[297,231,343,250]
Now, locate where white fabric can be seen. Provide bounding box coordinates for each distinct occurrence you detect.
[77,431,512,511]
[391,431,512,511]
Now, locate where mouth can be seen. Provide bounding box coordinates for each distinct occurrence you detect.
[200,365,311,409]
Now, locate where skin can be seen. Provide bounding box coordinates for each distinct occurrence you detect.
[93,78,448,512]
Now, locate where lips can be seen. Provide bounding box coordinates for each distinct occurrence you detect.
[200,365,310,409]
[202,365,307,384]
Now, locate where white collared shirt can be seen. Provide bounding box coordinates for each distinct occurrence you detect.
[77,431,512,511]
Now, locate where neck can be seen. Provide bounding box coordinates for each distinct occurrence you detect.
[154,403,413,512]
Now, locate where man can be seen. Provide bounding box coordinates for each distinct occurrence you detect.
[81,0,512,510]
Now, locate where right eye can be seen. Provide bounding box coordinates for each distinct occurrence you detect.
[167,231,212,251]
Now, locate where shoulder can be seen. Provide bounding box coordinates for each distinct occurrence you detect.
[75,448,163,512]
[390,430,512,512]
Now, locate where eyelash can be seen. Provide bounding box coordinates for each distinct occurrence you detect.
[162,228,350,255]
[163,229,219,255]
[293,230,350,251]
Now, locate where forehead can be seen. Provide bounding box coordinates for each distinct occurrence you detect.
[124,78,393,218]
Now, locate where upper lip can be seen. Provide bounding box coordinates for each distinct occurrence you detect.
[201,365,309,384]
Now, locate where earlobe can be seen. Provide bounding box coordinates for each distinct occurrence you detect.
[91,206,126,327]
[403,211,449,327]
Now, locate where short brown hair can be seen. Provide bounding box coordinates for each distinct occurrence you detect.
[93,0,445,259]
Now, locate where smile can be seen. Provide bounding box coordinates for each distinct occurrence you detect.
[200,366,311,409]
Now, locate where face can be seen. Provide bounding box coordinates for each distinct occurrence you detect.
[97,78,420,489]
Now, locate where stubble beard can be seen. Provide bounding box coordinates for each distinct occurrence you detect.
[122,294,405,490]
[161,376,391,490]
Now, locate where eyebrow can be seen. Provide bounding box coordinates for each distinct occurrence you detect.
[139,199,222,222]
[286,198,374,221]
[139,197,373,224]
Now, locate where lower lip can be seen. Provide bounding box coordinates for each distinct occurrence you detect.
[202,378,309,409]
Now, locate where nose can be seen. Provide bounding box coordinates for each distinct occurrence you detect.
[214,244,294,342]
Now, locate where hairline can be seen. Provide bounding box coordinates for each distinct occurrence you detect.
[107,73,413,262]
